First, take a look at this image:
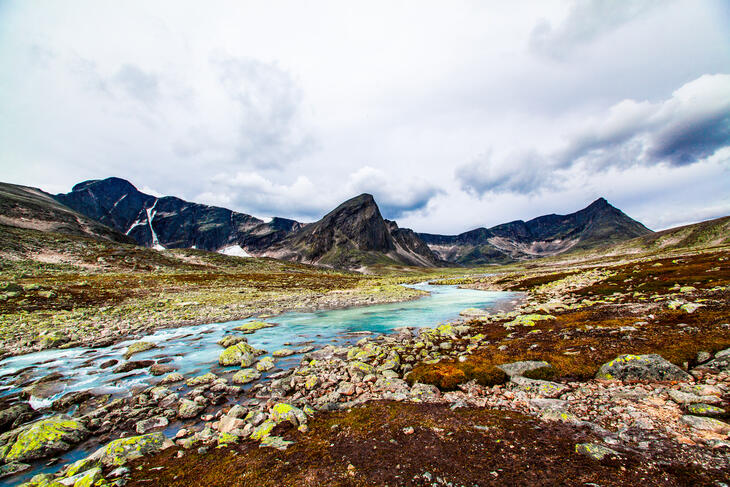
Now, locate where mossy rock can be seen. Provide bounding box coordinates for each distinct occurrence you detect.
[595,354,691,382]
[219,342,257,367]
[233,321,277,334]
[232,368,261,385]
[250,420,276,441]
[87,432,167,467]
[3,415,89,462]
[270,403,307,426]
[123,341,156,359]
[255,356,275,372]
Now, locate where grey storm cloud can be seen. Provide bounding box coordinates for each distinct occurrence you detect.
[457,74,730,196]
[530,0,666,59]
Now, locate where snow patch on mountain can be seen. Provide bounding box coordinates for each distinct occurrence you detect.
[218,245,251,258]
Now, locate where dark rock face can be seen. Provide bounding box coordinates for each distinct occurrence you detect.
[265,194,441,268]
[54,178,299,252]
[418,197,653,265]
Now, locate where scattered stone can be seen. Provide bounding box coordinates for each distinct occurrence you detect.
[575,442,620,461]
[136,416,169,434]
[178,399,204,419]
[272,349,295,358]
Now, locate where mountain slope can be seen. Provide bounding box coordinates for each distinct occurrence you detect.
[418,198,653,264]
[0,182,134,244]
[263,194,441,268]
[55,177,301,253]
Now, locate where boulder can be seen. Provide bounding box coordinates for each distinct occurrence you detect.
[2,415,88,462]
[159,372,184,385]
[256,356,275,372]
[272,349,295,358]
[219,343,257,367]
[0,404,35,432]
[149,364,175,376]
[687,404,725,417]
[178,399,204,419]
[123,341,156,359]
[87,432,168,467]
[497,360,552,378]
[233,321,277,334]
[113,360,154,373]
[270,403,307,426]
[185,373,217,387]
[232,369,261,385]
[595,354,692,382]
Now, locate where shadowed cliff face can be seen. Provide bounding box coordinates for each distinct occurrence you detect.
[54,178,301,252]
[418,198,653,265]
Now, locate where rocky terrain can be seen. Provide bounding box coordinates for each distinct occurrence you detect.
[2,243,728,486]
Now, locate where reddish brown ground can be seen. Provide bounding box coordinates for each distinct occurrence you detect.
[126,402,727,487]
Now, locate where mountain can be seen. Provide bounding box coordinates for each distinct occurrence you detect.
[261,194,441,268]
[54,177,302,253]
[0,182,134,244]
[418,198,653,265]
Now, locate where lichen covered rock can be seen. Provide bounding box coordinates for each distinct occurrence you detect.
[232,368,261,385]
[2,415,88,463]
[219,342,257,367]
[87,432,168,467]
[123,341,156,359]
[595,354,692,382]
[270,403,307,426]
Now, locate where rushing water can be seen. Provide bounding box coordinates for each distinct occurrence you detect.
[0,282,518,485]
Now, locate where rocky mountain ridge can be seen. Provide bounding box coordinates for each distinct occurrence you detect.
[418,197,653,264]
[51,177,654,268]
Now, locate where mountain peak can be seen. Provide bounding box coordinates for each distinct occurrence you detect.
[586,197,610,210]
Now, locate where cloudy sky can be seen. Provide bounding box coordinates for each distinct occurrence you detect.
[1,0,728,233]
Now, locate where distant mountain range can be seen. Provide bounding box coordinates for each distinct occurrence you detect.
[417,197,653,264]
[1,177,662,268]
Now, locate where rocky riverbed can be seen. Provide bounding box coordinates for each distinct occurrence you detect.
[2,249,729,486]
